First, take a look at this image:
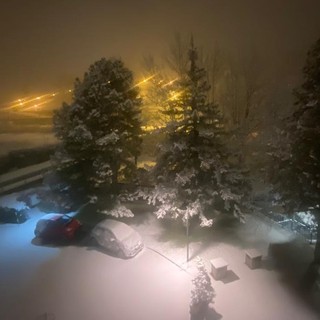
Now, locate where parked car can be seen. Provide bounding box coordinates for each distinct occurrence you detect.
[0,207,28,224]
[91,219,143,258]
[34,213,82,242]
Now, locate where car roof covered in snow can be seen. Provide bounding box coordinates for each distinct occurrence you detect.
[38,213,64,221]
[93,219,136,241]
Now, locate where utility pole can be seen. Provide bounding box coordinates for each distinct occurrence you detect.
[186,212,190,262]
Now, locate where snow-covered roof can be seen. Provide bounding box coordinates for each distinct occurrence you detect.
[38,213,64,221]
[94,219,136,241]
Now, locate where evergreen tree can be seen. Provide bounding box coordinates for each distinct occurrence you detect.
[270,38,320,270]
[52,58,142,213]
[147,40,250,241]
[190,257,215,319]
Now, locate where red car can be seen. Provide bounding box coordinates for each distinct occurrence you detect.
[34,213,82,242]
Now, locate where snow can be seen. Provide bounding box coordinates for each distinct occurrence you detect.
[68,124,93,141]
[0,192,30,210]
[0,206,60,320]
[295,211,318,228]
[91,219,143,258]
[96,132,120,146]
[100,203,134,218]
[0,189,319,320]
[190,257,215,306]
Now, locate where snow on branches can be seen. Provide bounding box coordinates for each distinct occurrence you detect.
[190,257,215,307]
[99,202,134,218]
[52,58,142,210]
[149,39,250,229]
[96,132,120,146]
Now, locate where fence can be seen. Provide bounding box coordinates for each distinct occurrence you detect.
[263,210,318,244]
[0,161,52,195]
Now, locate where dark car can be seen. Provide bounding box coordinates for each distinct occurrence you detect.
[0,206,28,224]
[34,213,82,242]
[91,219,144,258]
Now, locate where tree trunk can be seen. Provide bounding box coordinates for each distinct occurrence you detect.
[186,212,190,262]
[134,155,138,167]
[110,162,119,194]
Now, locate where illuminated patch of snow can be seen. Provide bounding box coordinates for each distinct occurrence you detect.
[0,192,29,210]
[0,189,319,320]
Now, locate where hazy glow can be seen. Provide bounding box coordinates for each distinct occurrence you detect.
[19,99,54,112]
[162,78,178,88]
[131,74,157,89]
[1,0,320,107]
[169,91,183,100]
[0,90,73,117]
[0,75,174,117]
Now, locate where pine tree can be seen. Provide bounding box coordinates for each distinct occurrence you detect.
[270,38,320,270]
[147,40,251,255]
[52,58,142,213]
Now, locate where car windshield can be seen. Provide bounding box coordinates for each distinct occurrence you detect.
[58,215,72,225]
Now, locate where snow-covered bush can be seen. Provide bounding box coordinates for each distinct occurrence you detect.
[99,203,134,218]
[190,257,215,309]
[295,211,318,229]
[17,189,41,208]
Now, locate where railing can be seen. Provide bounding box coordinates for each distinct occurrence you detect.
[0,161,52,194]
[262,210,317,244]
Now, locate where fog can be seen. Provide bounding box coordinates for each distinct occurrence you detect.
[0,133,57,156]
[1,0,320,104]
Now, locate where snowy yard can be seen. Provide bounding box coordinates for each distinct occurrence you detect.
[1,190,320,320]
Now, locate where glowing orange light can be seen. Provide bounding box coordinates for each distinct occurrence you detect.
[162,78,178,88]
[19,98,54,112]
[169,90,182,100]
[1,89,75,112]
[131,74,156,89]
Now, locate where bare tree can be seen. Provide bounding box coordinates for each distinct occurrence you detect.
[220,54,243,129]
[141,54,179,127]
[205,44,224,106]
[241,48,264,123]
[220,47,265,132]
[165,33,189,77]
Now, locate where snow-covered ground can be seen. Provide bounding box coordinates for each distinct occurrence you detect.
[131,211,320,320]
[0,190,319,320]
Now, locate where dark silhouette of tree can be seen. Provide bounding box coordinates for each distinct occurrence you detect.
[270,38,320,287]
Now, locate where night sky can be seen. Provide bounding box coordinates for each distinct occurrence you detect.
[1,0,320,104]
